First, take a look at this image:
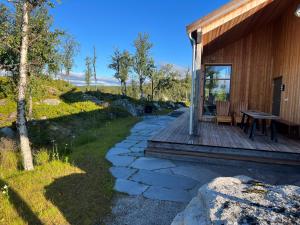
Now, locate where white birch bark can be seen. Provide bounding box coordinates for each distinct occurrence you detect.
[17,1,34,171]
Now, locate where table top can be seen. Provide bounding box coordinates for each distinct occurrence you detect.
[241,110,279,120]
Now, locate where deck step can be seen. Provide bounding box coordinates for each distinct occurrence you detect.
[146,141,300,166]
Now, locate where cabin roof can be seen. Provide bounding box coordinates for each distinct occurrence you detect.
[186,0,273,34]
[187,0,292,55]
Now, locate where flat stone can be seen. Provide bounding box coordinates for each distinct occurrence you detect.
[130,170,197,190]
[114,179,149,196]
[115,141,135,148]
[171,166,219,183]
[126,135,149,141]
[153,168,174,175]
[106,147,131,156]
[130,157,176,170]
[106,155,136,167]
[129,147,145,153]
[110,167,137,179]
[121,152,144,157]
[143,186,191,203]
[134,141,148,148]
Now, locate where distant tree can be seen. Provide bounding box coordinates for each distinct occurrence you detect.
[145,58,156,100]
[62,35,79,81]
[85,56,92,90]
[92,46,97,89]
[133,33,153,99]
[119,50,132,95]
[109,49,132,95]
[109,48,122,92]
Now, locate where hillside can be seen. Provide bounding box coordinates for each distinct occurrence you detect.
[0,76,172,224]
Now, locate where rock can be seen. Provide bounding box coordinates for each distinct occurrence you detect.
[172,176,300,225]
[153,102,161,110]
[82,93,110,107]
[0,127,15,138]
[42,99,61,106]
[46,86,59,95]
[112,99,143,116]
[0,99,6,106]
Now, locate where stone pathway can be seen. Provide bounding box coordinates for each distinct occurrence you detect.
[106,115,300,204]
[106,115,200,203]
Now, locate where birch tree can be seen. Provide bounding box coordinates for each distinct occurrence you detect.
[133,33,153,99]
[85,56,92,90]
[92,46,97,89]
[62,35,79,81]
[0,0,62,170]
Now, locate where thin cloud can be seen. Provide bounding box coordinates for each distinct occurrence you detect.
[57,71,119,86]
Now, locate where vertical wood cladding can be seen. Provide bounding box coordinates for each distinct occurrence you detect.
[202,1,300,123]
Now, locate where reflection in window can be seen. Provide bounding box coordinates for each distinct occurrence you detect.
[204,65,231,116]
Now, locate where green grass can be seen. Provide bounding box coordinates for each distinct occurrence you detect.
[0,117,139,225]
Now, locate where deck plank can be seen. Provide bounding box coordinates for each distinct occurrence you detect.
[150,111,300,154]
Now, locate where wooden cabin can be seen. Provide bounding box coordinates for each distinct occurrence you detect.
[187,0,300,134]
[146,0,300,165]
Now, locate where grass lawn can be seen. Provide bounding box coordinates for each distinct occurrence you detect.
[0,117,139,225]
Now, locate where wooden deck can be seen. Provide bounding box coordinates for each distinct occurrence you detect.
[146,112,300,165]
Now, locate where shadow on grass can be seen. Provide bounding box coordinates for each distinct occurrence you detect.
[0,178,43,225]
[1,89,178,224]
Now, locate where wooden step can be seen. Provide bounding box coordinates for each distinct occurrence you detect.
[146,141,300,166]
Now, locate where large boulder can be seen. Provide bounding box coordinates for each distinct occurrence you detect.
[42,99,61,106]
[111,99,143,117]
[172,176,300,225]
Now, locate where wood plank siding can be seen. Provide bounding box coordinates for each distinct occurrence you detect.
[201,0,300,123]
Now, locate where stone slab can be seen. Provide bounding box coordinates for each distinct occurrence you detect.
[106,147,131,156]
[171,166,220,183]
[143,186,191,203]
[114,179,149,196]
[106,155,136,167]
[110,167,137,179]
[130,157,176,170]
[130,170,197,190]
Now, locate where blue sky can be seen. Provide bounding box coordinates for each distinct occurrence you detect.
[48,0,229,84]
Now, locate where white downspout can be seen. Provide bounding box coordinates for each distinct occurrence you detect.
[189,33,196,136]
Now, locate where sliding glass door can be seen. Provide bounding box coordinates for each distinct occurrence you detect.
[204,65,232,116]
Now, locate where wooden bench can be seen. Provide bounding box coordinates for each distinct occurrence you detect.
[275,119,300,138]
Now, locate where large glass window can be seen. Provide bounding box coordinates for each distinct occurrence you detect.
[204,65,231,116]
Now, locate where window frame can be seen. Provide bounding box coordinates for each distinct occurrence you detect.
[203,64,233,115]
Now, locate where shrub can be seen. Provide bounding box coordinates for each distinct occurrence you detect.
[34,149,50,166]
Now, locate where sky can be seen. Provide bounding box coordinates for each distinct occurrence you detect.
[49,0,230,85]
[1,0,229,85]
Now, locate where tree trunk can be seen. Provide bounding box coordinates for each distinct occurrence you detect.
[17,1,34,171]
[139,78,143,99]
[151,79,154,100]
[124,82,127,96]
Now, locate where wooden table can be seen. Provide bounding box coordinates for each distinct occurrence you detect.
[240,110,279,141]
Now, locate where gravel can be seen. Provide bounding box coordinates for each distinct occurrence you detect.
[104,194,185,225]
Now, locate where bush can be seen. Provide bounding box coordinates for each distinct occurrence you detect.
[34,149,50,166]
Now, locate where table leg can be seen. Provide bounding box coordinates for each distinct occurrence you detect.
[271,121,278,142]
[249,119,257,141]
[262,119,267,135]
[240,113,246,129]
[244,116,250,134]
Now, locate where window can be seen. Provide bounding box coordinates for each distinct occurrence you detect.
[204,65,231,116]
